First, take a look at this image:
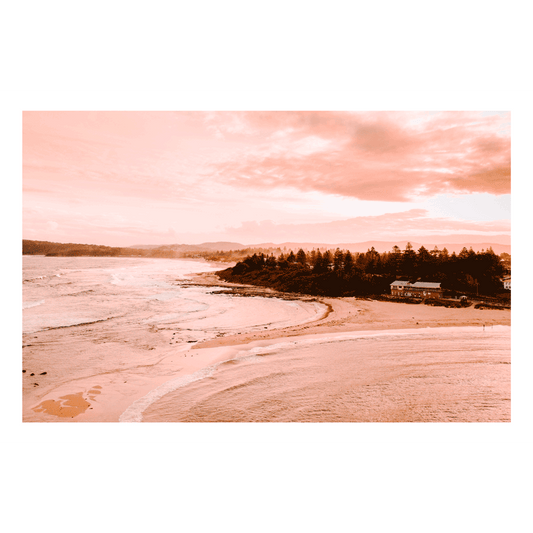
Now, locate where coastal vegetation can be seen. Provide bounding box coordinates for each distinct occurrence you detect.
[179,247,284,263]
[22,240,281,262]
[23,239,510,302]
[23,240,170,258]
[217,245,510,300]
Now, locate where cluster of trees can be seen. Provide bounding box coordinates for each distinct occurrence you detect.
[180,247,284,263]
[22,240,179,258]
[217,244,509,298]
[23,240,285,262]
[499,252,511,273]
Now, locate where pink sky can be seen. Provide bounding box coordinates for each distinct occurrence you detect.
[23,111,510,247]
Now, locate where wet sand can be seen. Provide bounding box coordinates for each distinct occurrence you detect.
[189,272,510,351]
[24,271,510,422]
[33,392,92,417]
[142,325,511,423]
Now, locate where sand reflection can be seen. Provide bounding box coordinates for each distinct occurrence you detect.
[33,392,91,418]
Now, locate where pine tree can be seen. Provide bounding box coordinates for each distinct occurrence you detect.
[296,248,307,266]
[333,248,344,271]
[343,251,354,276]
[266,254,277,268]
[322,250,333,269]
[365,247,379,274]
[313,250,328,273]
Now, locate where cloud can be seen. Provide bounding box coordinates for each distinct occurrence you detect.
[220,209,511,244]
[23,111,511,247]
[208,111,510,201]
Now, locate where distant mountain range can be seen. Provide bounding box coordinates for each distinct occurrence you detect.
[129,238,511,255]
[254,240,511,255]
[129,242,244,252]
[23,238,510,259]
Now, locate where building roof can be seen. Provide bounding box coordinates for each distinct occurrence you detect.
[390,281,441,289]
[411,282,441,289]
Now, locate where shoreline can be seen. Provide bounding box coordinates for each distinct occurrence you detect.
[187,271,510,351]
[24,270,511,422]
[124,323,511,423]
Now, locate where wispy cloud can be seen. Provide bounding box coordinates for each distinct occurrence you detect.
[208,111,510,201]
[219,209,511,244]
[23,111,511,246]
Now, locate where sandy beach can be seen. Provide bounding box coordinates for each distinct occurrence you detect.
[189,272,511,350]
[135,272,510,422]
[23,267,510,422]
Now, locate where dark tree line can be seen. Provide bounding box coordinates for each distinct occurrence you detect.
[217,245,508,298]
[23,240,285,262]
[23,240,178,258]
[180,247,284,263]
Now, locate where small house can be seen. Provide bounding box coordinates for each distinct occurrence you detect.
[390,280,442,299]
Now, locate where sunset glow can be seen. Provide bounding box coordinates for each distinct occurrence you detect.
[23,111,510,246]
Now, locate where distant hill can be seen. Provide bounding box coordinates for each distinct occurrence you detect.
[129,243,204,251]
[198,242,245,251]
[130,239,511,255]
[23,240,181,258]
[25,237,511,259]
[128,242,244,252]
[252,240,511,255]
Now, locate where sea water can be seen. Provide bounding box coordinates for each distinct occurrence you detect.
[140,326,511,423]
[23,256,510,423]
[22,255,326,421]
[23,255,322,336]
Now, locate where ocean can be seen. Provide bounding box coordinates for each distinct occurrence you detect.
[22,255,325,421]
[139,326,510,422]
[22,256,510,422]
[22,255,322,337]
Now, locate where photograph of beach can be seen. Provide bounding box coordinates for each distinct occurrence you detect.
[22,111,511,423]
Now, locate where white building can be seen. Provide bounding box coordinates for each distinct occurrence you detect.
[390,281,443,298]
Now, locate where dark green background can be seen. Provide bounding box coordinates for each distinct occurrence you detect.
[0,0,533,86]
[5,0,533,533]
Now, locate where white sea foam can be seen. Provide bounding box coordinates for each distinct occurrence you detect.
[23,254,325,338]
[23,275,45,282]
[23,299,45,310]
[119,347,263,422]
[119,324,511,422]
[144,292,180,302]
[23,256,510,423]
